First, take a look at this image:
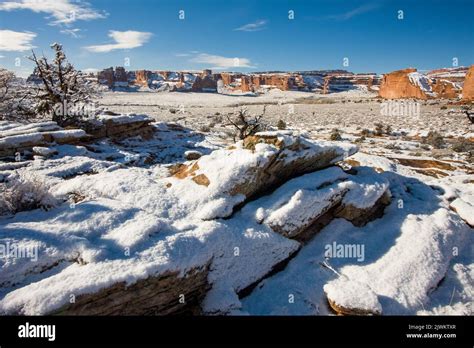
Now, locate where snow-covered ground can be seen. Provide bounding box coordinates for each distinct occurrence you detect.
[0,90,472,316]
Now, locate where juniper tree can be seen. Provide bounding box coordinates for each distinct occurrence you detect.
[27,43,98,126]
[0,69,32,120]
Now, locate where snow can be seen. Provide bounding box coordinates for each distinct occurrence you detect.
[0,132,44,147]
[0,122,60,138]
[48,129,86,139]
[32,147,57,157]
[450,198,474,226]
[96,113,152,124]
[341,167,390,209]
[324,277,382,314]
[244,167,349,225]
[264,183,347,236]
[302,75,324,89]
[0,91,472,317]
[240,166,471,315]
[408,72,435,96]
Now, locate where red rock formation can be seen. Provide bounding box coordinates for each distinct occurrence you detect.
[241,76,252,92]
[462,65,474,101]
[134,70,150,87]
[191,74,218,92]
[97,67,114,88]
[427,67,468,84]
[220,73,234,86]
[379,68,429,99]
[201,69,212,77]
[114,67,128,83]
[323,74,379,94]
[157,70,170,80]
[430,79,461,99]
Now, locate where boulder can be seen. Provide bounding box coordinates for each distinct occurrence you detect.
[334,190,391,227]
[184,150,203,160]
[50,262,211,315]
[0,129,89,157]
[95,114,155,139]
[253,166,391,241]
[170,132,358,220]
[324,277,382,316]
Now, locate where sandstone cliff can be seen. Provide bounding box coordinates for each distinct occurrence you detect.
[462,65,474,101]
[379,68,431,99]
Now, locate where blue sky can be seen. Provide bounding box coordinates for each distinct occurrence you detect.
[0,0,473,77]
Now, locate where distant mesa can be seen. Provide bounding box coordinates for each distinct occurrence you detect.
[91,67,381,94]
[34,64,473,100]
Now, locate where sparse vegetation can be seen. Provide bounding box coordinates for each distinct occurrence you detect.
[199,125,211,133]
[330,128,342,141]
[226,106,266,141]
[360,128,372,137]
[422,131,445,149]
[374,123,384,136]
[0,172,57,215]
[294,97,336,104]
[451,138,474,153]
[277,119,287,130]
[374,123,392,136]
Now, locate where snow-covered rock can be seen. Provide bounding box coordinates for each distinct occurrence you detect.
[450,198,474,227]
[324,277,382,315]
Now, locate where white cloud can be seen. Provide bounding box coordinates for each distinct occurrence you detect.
[190,53,254,70]
[60,28,82,38]
[84,30,153,53]
[0,55,4,58]
[0,0,106,25]
[0,30,36,51]
[175,53,190,57]
[327,3,379,21]
[234,19,267,32]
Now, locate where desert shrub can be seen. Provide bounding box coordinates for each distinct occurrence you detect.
[374,123,384,136]
[360,128,371,137]
[451,138,474,153]
[384,143,401,150]
[0,172,57,215]
[226,106,266,141]
[440,105,448,110]
[277,119,287,130]
[374,123,392,136]
[354,136,366,143]
[169,108,177,114]
[422,131,445,149]
[467,151,474,164]
[330,128,342,141]
[199,125,211,133]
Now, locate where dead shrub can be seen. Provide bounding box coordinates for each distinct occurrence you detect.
[0,172,57,215]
